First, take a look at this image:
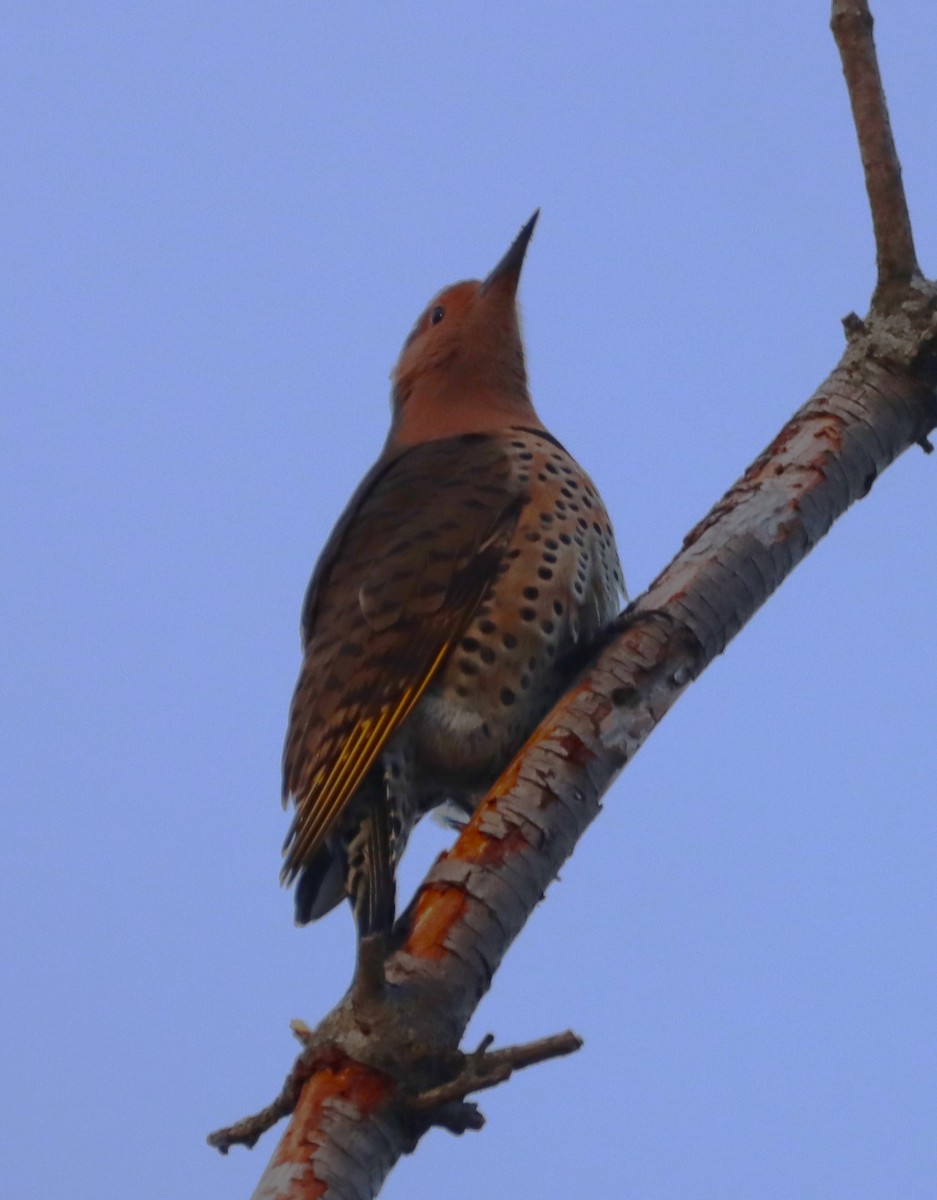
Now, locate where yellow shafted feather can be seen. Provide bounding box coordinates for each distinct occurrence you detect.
[281,642,451,879]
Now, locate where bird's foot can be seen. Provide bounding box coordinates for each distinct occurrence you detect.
[351,932,388,1012]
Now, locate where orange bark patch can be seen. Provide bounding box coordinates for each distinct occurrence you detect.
[273,1061,396,1194]
[404,885,468,958]
[455,819,531,864]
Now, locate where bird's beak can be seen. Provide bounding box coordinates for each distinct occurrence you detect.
[482,209,540,293]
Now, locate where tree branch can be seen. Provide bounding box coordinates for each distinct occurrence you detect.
[408,1030,583,1121]
[831,0,921,296]
[212,5,937,1196]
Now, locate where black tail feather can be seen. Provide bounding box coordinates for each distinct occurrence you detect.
[294,842,345,925]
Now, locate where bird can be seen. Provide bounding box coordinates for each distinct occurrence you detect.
[280,211,625,947]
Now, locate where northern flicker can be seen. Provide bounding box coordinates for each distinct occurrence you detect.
[281,211,625,942]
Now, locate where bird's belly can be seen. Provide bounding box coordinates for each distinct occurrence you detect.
[401,629,566,786]
[404,688,519,778]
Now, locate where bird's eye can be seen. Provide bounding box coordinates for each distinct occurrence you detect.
[430,305,445,325]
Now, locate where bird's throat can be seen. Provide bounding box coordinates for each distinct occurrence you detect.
[390,380,540,447]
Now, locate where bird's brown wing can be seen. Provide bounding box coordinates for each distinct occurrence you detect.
[281,434,524,883]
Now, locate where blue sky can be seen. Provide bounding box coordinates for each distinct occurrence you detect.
[3,4,936,1198]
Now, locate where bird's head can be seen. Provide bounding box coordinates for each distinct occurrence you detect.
[388,211,542,447]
